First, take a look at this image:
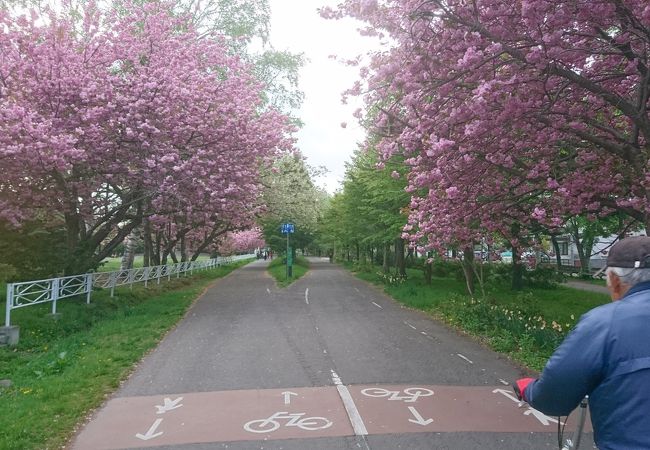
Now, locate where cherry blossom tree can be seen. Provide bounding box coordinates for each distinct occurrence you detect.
[323,0,650,277]
[0,1,292,274]
[217,228,266,256]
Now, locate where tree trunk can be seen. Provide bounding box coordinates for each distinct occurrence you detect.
[551,235,562,270]
[152,232,161,266]
[424,252,432,285]
[571,228,589,275]
[180,235,188,262]
[395,238,406,278]
[120,231,138,270]
[143,218,152,267]
[383,243,390,274]
[462,246,475,296]
[511,246,524,291]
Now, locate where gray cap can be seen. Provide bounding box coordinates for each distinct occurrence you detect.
[607,236,650,268]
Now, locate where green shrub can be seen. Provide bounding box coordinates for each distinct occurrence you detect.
[523,266,565,288]
[437,294,565,358]
[431,260,464,280]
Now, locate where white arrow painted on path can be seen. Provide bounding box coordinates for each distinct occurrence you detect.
[524,408,563,426]
[493,389,563,426]
[492,388,523,405]
[407,406,434,426]
[155,397,184,414]
[135,418,164,441]
[283,391,298,405]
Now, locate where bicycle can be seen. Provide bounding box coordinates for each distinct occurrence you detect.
[559,396,589,450]
[243,411,333,433]
[360,387,434,403]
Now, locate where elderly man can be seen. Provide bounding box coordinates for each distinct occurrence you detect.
[514,236,650,450]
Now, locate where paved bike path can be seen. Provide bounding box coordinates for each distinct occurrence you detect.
[72,258,595,449]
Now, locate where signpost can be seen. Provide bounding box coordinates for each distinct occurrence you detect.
[281,223,295,279]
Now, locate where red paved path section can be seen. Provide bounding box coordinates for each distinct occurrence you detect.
[74,386,352,449]
[350,385,589,434]
[72,385,591,449]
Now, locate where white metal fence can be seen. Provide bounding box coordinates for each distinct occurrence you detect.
[4,254,254,327]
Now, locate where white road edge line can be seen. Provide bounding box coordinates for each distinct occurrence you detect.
[404,321,417,330]
[331,371,368,436]
[372,302,383,309]
[305,288,309,305]
[457,353,474,364]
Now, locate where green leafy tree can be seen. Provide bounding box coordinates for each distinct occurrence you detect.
[319,147,410,274]
[259,155,328,256]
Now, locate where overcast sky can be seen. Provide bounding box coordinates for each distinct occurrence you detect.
[268,0,378,193]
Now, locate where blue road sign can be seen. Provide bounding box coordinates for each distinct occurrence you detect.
[281,223,295,234]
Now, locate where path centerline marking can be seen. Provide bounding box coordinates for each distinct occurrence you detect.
[332,372,368,436]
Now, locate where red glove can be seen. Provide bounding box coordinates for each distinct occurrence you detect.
[513,377,535,402]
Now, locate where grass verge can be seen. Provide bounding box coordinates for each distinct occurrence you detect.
[0,259,251,450]
[344,263,611,371]
[267,256,310,287]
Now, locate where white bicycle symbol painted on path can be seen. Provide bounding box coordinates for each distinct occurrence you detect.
[361,387,434,403]
[243,411,333,433]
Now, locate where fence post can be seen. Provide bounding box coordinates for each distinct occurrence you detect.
[86,274,92,304]
[5,283,13,327]
[129,269,135,290]
[157,266,162,285]
[144,267,150,288]
[51,278,60,315]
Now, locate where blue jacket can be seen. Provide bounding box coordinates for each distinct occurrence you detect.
[524,281,650,449]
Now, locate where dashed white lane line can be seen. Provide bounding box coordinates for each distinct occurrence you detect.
[372,302,383,309]
[305,288,309,305]
[457,353,474,364]
[354,287,360,293]
[499,378,509,386]
[331,371,368,436]
[404,321,417,330]
[266,288,271,294]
